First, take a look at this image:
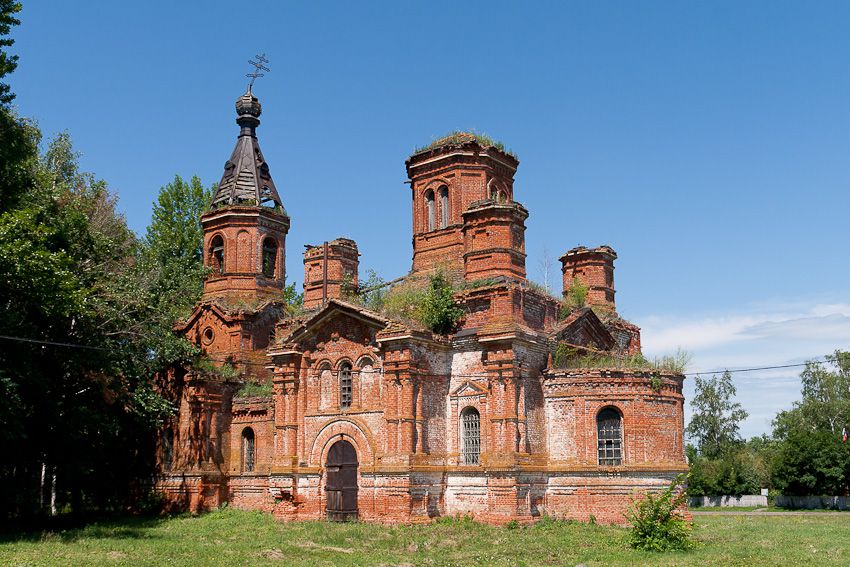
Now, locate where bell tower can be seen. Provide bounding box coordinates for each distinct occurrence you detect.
[201,88,290,301]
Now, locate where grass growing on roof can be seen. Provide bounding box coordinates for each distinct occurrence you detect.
[413,130,517,158]
[552,346,692,374]
[235,379,273,398]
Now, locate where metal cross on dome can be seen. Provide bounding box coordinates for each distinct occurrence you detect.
[246,53,270,90]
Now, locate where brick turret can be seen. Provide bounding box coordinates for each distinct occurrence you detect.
[302,238,359,310]
[201,88,289,301]
[462,199,528,281]
[560,245,617,310]
[405,133,519,276]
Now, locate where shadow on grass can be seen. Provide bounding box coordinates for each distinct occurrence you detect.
[0,512,181,544]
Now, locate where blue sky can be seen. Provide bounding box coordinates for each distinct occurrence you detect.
[9,1,850,437]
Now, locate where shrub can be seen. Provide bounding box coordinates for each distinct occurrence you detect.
[625,474,693,551]
[358,269,388,311]
[420,273,464,335]
[380,278,428,324]
[561,277,589,315]
[281,281,303,316]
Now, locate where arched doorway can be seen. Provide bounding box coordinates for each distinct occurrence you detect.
[325,439,358,521]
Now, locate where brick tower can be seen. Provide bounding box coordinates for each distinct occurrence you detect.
[302,238,360,310]
[405,133,521,278]
[461,199,528,281]
[560,245,617,310]
[201,88,290,302]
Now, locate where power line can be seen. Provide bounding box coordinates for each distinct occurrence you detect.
[0,332,836,379]
[684,359,828,377]
[201,354,834,379]
[0,334,109,351]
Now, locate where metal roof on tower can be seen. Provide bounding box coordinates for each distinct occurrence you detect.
[210,87,285,212]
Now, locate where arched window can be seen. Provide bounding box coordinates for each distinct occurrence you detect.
[262,237,278,278]
[242,427,255,472]
[339,363,352,410]
[439,185,449,228]
[161,428,174,471]
[460,407,481,465]
[597,408,622,466]
[210,235,225,274]
[425,190,435,231]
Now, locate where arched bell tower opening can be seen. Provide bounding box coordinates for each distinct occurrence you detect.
[325,439,358,521]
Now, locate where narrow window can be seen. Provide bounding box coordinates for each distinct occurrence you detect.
[597,408,622,466]
[262,237,278,278]
[425,190,435,231]
[242,427,255,472]
[461,407,481,465]
[162,428,174,471]
[340,363,352,409]
[439,185,449,228]
[210,235,225,274]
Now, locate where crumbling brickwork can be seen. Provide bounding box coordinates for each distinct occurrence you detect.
[156,93,686,526]
[560,245,617,310]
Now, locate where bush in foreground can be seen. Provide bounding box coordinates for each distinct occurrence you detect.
[625,474,694,552]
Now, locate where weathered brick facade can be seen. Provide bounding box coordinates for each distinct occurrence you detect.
[156,95,687,525]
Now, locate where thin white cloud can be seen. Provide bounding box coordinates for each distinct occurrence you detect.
[637,302,850,438]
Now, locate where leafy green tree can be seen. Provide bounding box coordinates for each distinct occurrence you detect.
[0,11,207,520]
[686,371,748,459]
[0,0,20,106]
[772,428,849,496]
[0,129,218,520]
[770,351,850,496]
[0,130,152,519]
[139,175,212,366]
[797,351,850,435]
[144,175,209,268]
[687,444,765,497]
[0,2,35,213]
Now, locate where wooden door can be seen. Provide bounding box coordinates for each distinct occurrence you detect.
[325,440,358,521]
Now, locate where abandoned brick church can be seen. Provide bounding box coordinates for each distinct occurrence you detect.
[155,87,688,524]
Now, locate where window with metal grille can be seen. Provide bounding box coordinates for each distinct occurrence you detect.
[597,408,622,466]
[242,427,255,472]
[340,363,352,409]
[461,407,481,465]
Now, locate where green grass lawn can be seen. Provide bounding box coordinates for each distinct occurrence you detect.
[2,508,849,566]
